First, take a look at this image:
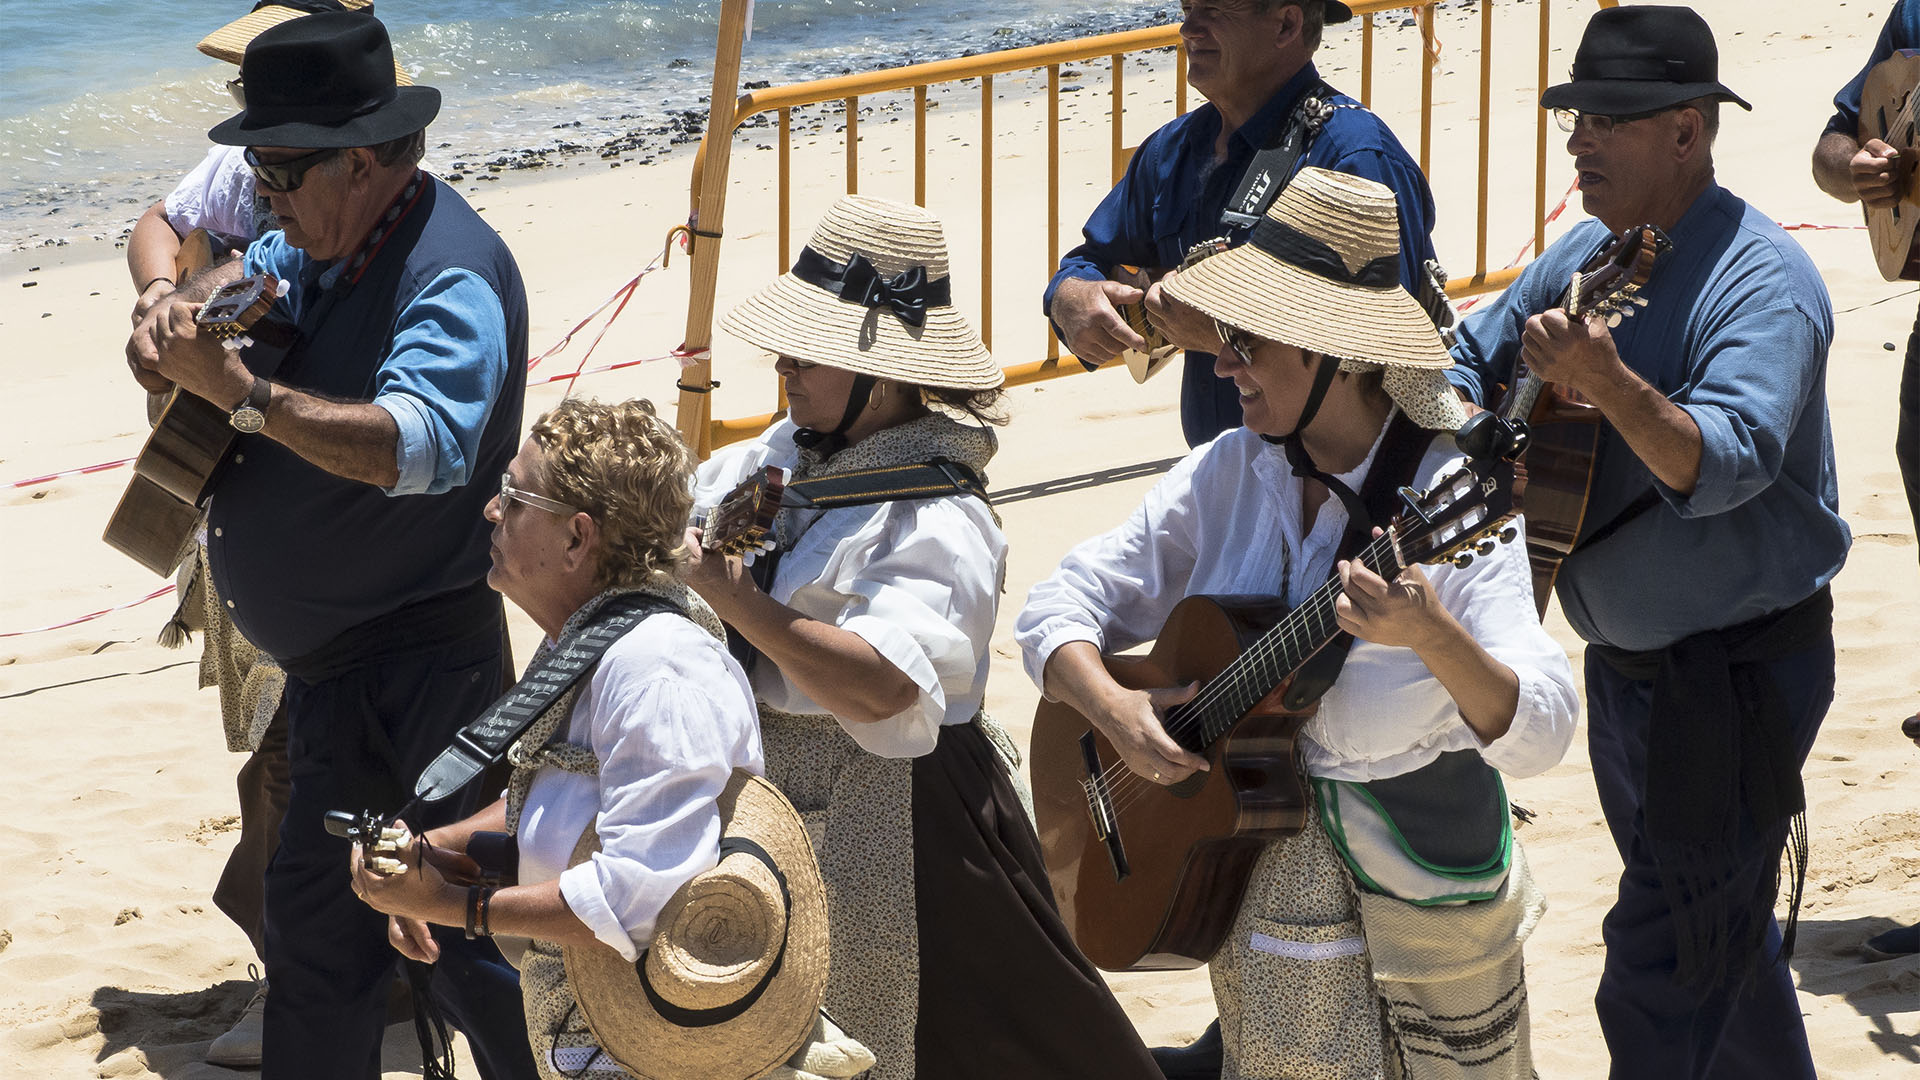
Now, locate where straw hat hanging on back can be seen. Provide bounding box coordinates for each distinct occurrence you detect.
[721,195,1003,392]
[199,0,414,85]
[563,769,835,1080]
[1164,166,1467,432]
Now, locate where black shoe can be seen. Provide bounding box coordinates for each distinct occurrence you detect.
[1149,1018,1223,1080]
[1862,922,1920,962]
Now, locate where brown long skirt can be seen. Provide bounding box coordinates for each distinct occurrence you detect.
[911,721,1160,1080]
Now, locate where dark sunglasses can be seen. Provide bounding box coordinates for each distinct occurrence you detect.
[244,146,342,193]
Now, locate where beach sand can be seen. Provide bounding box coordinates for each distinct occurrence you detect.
[2,2,1916,1076]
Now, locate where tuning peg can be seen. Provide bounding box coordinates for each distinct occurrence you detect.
[1605,313,1624,328]
[1451,552,1475,569]
[1633,296,1649,307]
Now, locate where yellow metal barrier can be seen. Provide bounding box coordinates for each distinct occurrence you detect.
[674,0,1618,454]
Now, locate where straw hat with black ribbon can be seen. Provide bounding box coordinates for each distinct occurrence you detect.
[199,0,413,85]
[1161,166,1467,433]
[721,195,1002,393]
[563,769,834,1080]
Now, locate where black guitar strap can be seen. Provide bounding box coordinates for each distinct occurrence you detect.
[1274,412,1442,711]
[1220,82,1341,230]
[406,593,680,810]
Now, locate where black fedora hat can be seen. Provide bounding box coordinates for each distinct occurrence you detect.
[209,10,439,148]
[1540,5,1751,117]
[1322,2,1354,23]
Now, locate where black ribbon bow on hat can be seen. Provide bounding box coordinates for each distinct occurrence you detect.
[791,246,952,328]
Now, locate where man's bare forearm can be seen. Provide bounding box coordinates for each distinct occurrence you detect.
[259,388,403,489]
[1813,131,1864,203]
[177,257,246,302]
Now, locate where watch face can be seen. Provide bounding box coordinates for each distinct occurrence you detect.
[230,407,266,434]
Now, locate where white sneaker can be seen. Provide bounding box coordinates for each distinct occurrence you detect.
[207,975,267,1068]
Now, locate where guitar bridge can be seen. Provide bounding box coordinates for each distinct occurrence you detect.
[1079,732,1130,881]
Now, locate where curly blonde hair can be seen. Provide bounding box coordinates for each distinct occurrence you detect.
[530,398,694,589]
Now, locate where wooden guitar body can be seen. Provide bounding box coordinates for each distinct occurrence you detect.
[1030,594,1312,972]
[1510,386,1604,614]
[1861,50,1920,282]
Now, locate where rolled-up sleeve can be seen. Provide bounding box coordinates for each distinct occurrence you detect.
[1428,517,1580,778]
[373,268,510,496]
[1046,128,1173,362]
[557,674,745,960]
[1661,305,1826,518]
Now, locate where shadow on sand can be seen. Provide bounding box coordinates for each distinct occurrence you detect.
[1790,915,1920,1066]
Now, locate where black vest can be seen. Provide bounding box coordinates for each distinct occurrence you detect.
[207,177,528,663]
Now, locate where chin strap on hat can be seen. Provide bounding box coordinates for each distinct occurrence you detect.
[1262,351,1371,529]
[791,373,878,458]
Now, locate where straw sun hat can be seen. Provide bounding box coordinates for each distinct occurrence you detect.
[563,769,829,1080]
[199,0,413,86]
[721,195,1003,392]
[1162,167,1467,432]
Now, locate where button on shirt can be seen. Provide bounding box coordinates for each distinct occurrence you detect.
[1015,424,1579,782]
[243,233,510,497]
[515,613,765,960]
[1824,0,1920,138]
[692,422,1007,760]
[1447,186,1849,651]
[1046,63,1438,447]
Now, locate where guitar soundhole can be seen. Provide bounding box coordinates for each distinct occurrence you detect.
[1167,773,1206,799]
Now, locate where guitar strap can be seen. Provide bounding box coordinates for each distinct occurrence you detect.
[1273,412,1442,711]
[1220,82,1342,231]
[403,593,680,812]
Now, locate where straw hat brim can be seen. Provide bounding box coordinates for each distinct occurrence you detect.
[563,770,828,1080]
[722,275,1002,391]
[198,5,413,85]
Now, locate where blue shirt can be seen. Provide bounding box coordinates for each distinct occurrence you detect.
[245,233,510,496]
[1824,0,1920,138]
[1447,186,1849,651]
[1046,62,1438,446]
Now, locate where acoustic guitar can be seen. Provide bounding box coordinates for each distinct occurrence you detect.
[1495,224,1668,616]
[696,466,786,560]
[1859,50,1920,281]
[1107,238,1232,384]
[1029,453,1520,971]
[102,272,284,575]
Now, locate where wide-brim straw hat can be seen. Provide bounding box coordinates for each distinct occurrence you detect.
[1162,167,1466,432]
[199,0,413,85]
[564,769,829,1080]
[721,195,1003,392]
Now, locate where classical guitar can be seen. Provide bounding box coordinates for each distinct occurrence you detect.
[1495,224,1668,617]
[102,273,285,575]
[696,466,786,561]
[1859,50,1920,281]
[1029,453,1521,972]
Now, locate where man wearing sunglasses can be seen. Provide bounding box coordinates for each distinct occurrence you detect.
[1447,7,1846,1079]
[128,11,537,1080]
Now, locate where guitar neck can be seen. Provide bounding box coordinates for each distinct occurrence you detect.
[1165,531,1405,750]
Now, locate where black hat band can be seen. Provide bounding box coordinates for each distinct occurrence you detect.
[633,836,792,1029]
[1249,218,1398,289]
[791,246,951,328]
[1576,56,1704,84]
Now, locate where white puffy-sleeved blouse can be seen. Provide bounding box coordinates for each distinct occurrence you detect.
[691,421,1007,760]
[515,612,765,961]
[1015,420,1579,782]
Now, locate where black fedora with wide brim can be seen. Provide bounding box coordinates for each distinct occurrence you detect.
[1539,5,1751,116]
[210,10,440,149]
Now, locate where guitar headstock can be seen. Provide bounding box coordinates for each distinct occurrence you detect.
[1567,224,1671,328]
[1384,457,1520,574]
[196,273,284,349]
[700,466,786,561]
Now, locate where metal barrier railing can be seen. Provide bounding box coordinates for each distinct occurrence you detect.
[673,0,1618,454]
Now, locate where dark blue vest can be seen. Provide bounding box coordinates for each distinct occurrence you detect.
[207,177,527,663]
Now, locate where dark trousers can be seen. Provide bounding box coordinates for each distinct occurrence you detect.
[1180,349,1240,449]
[1584,638,1833,1080]
[1899,302,1920,558]
[214,703,290,960]
[261,618,536,1080]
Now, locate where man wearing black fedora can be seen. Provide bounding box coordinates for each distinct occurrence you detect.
[128,11,537,1079]
[1447,7,1846,1078]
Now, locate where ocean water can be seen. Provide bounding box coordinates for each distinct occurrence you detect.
[0,0,1177,251]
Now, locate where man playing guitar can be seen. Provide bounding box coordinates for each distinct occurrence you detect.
[1809,0,1920,968]
[1044,0,1436,448]
[1450,8,1847,1078]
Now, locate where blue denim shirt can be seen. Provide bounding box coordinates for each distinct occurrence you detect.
[245,233,510,496]
[1825,0,1920,138]
[1447,186,1849,651]
[1046,62,1437,446]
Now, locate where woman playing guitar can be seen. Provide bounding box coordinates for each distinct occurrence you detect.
[1016,169,1578,1080]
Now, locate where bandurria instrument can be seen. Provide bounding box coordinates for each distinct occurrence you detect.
[1859,50,1920,281]
[103,272,286,575]
[1029,450,1522,971]
[696,466,786,560]
[1495,224,1668,616]
[1109,238,1233,384]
